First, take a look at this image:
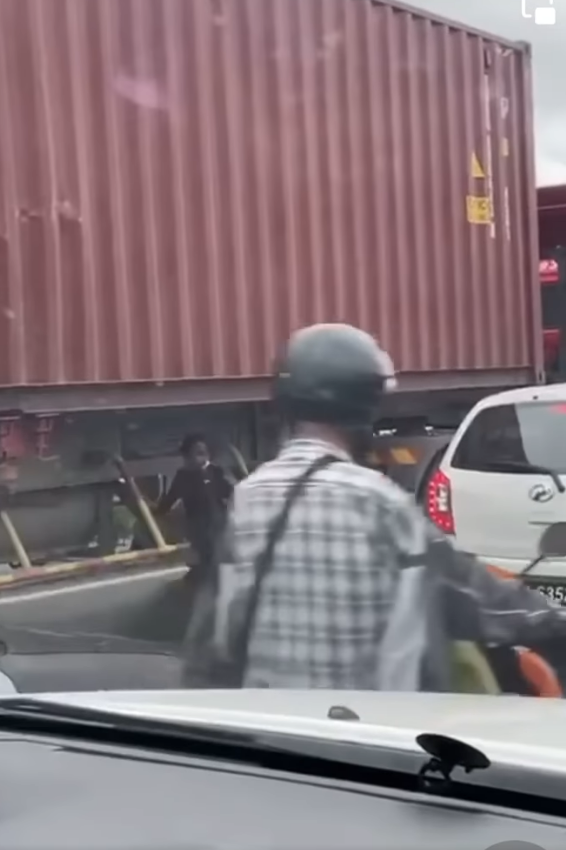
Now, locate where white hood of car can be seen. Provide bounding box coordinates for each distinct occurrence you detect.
[26,689,566,771]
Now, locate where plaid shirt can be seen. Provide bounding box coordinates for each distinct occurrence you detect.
[215,437,566,691]
[222,437,429,689]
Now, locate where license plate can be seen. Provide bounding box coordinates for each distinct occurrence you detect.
[529,582,566,606]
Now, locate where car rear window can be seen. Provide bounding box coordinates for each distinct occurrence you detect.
[451,402,566,474]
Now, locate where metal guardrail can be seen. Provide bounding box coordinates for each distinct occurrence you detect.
[0,452,195,593]
[0,443,250,593]
[0,543,191,593]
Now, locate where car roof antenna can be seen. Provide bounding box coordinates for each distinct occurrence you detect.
[416,733,490,794]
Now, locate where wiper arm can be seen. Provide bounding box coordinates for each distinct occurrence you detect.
[483,459,565,493]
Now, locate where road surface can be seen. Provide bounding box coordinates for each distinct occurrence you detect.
[0,566,194,646]
[0,565,233,693]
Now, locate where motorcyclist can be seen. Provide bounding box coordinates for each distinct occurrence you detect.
[214,322,566,690]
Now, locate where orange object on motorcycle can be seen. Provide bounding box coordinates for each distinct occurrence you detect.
[487,564,516,580]
[516,648,563,698]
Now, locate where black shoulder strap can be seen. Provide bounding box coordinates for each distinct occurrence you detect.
[255,454,338,582]
[238,454,339,675]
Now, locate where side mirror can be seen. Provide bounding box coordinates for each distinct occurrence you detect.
[538,523,566,559]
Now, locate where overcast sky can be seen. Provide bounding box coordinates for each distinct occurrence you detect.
[411,0,566,186]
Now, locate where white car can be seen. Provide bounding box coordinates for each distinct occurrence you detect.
[425,383,566,602]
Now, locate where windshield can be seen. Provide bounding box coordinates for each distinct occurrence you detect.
[0,0,565,730]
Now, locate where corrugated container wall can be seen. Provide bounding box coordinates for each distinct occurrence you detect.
[0,0,541,390]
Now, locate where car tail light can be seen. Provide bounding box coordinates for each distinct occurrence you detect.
[426,468,455,534]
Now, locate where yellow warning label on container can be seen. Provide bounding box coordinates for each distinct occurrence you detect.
[466,195,492,224]
[470,152,485,178]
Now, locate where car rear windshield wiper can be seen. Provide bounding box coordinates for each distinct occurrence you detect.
[482,459,565,493]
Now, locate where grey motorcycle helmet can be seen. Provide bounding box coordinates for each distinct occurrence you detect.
[274,323,396,431]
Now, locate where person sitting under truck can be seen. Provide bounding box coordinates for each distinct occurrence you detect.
[156,433,233,589]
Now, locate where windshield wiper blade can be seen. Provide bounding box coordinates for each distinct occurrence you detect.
[0,698,383,760]
[0,697,426,787]
[0,698,271,747]
[483,459,565,493]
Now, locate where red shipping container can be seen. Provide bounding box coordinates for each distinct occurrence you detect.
[0,0,541,396]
